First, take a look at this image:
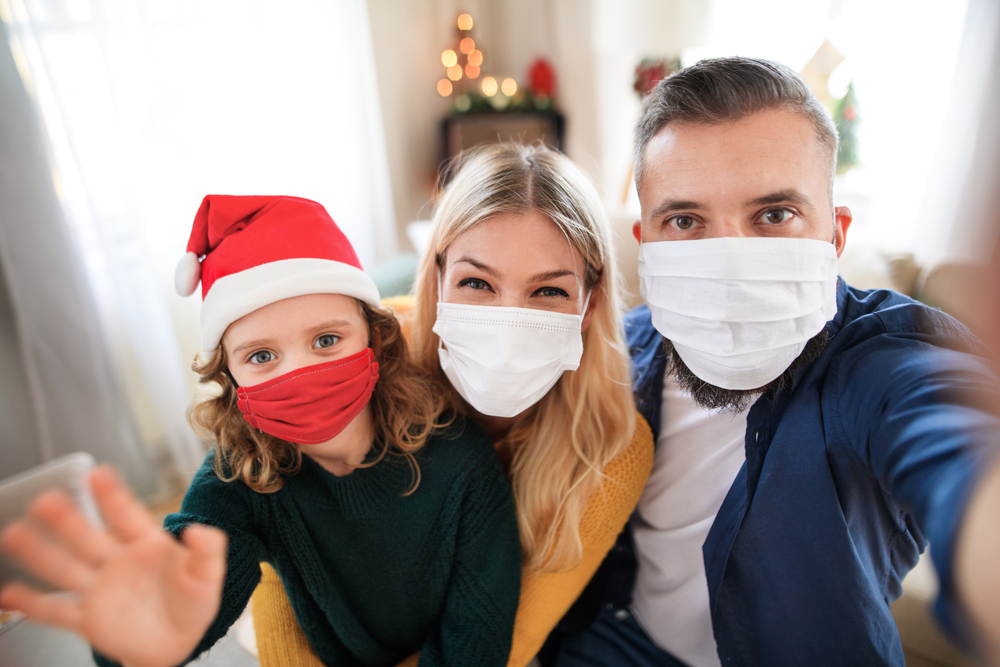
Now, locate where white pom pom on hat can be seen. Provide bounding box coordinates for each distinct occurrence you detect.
[174,251,201,297]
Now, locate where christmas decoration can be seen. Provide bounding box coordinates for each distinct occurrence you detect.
[833,81,859,175]
[437,13,482,100]
[633,57,681,99]
[436,14,558,116]
[528,58,556,101]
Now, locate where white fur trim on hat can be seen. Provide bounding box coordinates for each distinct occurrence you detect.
[175,252,201,297]
[200,258,381,351]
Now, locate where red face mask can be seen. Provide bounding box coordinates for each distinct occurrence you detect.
[235,348,379,445]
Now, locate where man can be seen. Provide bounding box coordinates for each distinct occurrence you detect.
[541,57,1000,666]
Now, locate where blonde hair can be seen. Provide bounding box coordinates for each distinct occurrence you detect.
[412,144,636,571]
[190,300,450,494]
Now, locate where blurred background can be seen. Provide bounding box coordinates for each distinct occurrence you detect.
[1,0,998,664]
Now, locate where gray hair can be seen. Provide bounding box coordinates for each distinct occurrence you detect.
[633,57,839,194]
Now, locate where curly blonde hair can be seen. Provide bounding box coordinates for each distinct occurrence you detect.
[189,300,451,494]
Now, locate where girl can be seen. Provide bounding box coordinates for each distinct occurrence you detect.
[256,145,655,667]
[0,195,521,667]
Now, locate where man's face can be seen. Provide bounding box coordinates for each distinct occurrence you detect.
[634,108,851,251]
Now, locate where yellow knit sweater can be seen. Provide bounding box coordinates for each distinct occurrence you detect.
[250,296,655,667]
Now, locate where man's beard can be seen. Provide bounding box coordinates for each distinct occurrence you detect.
[664,329,829,412]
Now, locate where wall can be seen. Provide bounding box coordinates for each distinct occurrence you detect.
[367,0,708,251]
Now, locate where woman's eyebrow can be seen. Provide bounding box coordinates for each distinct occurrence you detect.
[453,256,500,278]
[530,269,576,283]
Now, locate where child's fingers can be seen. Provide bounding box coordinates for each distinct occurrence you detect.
[180,525,228,585]
[27,490,116,566]
[0,581,83,631]
[89,466,158,543]
[0,521,96,592]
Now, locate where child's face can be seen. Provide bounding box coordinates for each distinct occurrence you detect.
[222,293,369,387]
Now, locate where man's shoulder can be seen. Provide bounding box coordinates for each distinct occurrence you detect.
[624,304,658,351]
[835,283,987,357]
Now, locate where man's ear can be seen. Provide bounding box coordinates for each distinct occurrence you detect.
[632,220,642,244]
[834,206,852,258]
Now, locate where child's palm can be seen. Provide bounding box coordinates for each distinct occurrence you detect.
[0,467,227,667]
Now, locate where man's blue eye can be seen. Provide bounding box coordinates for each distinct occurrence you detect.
[249,351,275,364]
[314,335,338,349]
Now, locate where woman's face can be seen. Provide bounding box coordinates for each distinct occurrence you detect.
[440,210,597,328]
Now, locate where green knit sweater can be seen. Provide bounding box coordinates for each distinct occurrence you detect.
[95,417,521,667]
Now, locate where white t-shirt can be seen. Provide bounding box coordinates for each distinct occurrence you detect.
[631,376,749,667]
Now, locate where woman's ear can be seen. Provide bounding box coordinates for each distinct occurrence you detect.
[581,285,601,332]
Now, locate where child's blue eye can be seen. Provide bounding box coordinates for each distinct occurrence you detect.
[314,335,339,349]
[249,351,275,364]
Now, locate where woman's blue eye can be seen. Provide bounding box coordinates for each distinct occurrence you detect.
[314,334,338,349]
[458,278,491,291]
[249,351,275,364]
[669,216,696,231]
[535,287,570,298]
[761,209,794,224]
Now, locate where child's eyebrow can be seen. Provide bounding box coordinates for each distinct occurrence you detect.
[230,338,275,355]
[309,320,354,333]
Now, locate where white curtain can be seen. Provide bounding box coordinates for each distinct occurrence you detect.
[0,0,395,498]
[916,0,1000,265]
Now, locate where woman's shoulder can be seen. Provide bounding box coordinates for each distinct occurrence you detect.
[604,411,654,480]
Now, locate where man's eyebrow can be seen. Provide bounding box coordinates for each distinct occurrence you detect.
[529,269,576,283]
[649,198,704,220]
[746,189,812,208]
[452,256,500,278]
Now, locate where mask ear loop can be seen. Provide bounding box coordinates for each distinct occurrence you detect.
[436,264,446,353]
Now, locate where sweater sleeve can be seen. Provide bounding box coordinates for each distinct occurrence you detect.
[418,444,522,667]
[251,563,326,667]
[93,456,267,667]
[831,320,1000,641]
[505,413,654,667]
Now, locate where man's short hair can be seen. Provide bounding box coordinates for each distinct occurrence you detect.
[633,57,839,193]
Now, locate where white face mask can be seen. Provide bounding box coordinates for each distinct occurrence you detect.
[637,236,839,391]
[432,297,588,418]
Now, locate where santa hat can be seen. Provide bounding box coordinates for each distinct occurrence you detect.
[175,195,380,351]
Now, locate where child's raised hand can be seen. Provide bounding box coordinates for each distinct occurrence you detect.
[0,466,227,667]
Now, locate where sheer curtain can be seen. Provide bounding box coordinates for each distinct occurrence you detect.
[0,0,395,498]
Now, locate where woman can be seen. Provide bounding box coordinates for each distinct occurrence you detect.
[253,144,654,667]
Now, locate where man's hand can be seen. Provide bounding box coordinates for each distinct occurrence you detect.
[956,458,1000,665]
[0,466,227,667]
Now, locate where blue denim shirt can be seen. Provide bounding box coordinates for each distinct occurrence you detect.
[548,281,999,666]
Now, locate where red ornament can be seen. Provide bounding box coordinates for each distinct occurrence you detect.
[528,58,556,99]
